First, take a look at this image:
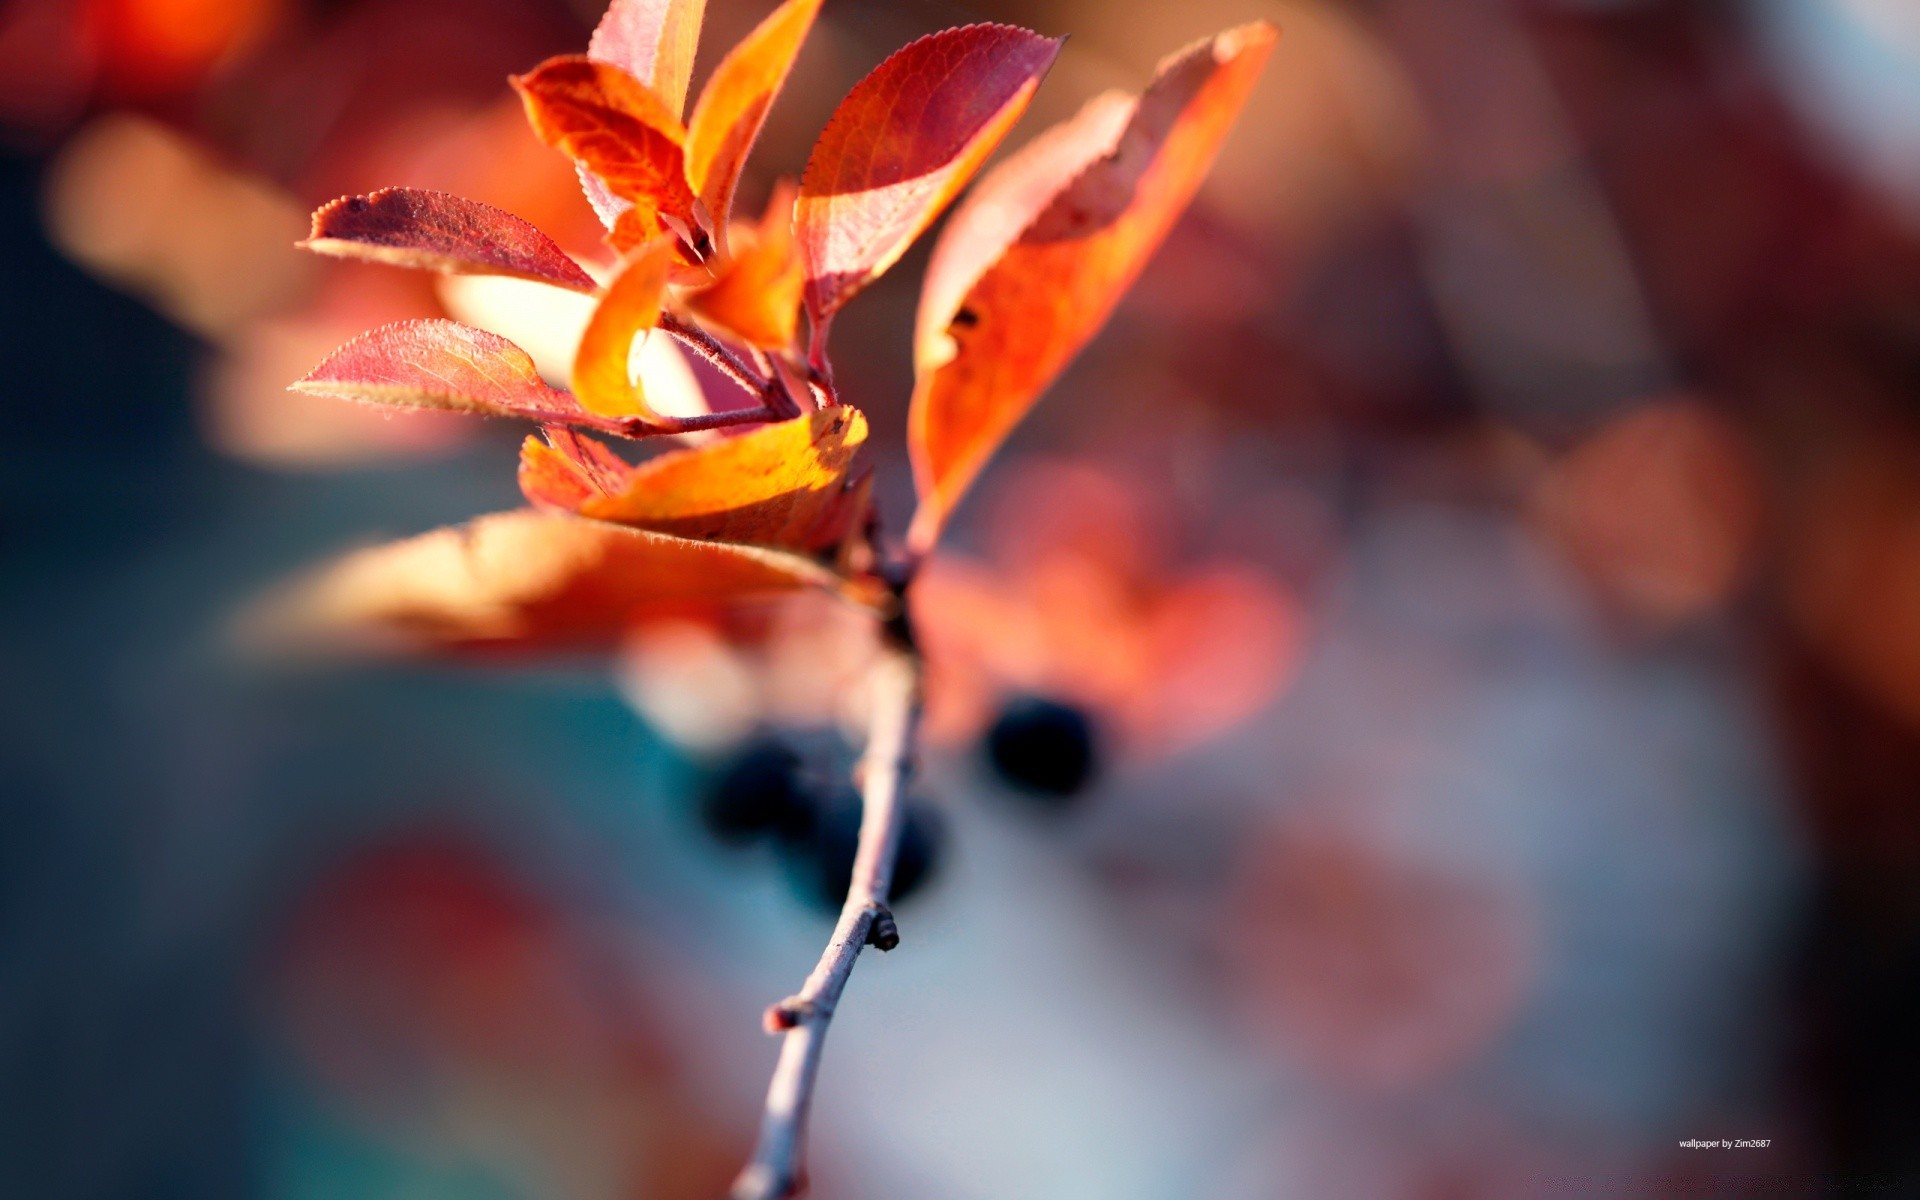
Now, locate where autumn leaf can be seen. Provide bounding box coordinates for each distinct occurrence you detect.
[571,239,675,420]
[684,182,803,349]
[521,407,868,552]
[293,319,598,425]
[796,24,1063,339]
[912,92,1135,360]
[517,426,636,511]
[299,188,598,293]
[907,23,1277,550]
[588,0,707,118]
[247,508,844,654]
[685,0,820,237]
[512,55,695,246]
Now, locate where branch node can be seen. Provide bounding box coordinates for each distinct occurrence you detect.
[865,906,900,952]
[763,997,814,1034]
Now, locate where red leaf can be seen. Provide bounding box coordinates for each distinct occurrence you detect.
[300,188,598,293]
[684,0,821,235]
[907,24,1277,549]
[588,0,707,118]
[796,24,1062,336]
[512,55,695,246]
[292,319,593,425]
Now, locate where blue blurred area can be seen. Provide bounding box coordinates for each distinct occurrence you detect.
[0,147,700,1199]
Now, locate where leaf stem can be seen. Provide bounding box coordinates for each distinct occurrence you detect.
[660,312,774,402]
[636,407,784,436]
[730,616,922,1200]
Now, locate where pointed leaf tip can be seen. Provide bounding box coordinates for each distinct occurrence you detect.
[685,0,821,234]
[589,0,708,118]
[300,189,598,292]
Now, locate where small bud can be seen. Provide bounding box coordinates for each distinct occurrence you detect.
[866,907,900,951]
[763,997,812,1034]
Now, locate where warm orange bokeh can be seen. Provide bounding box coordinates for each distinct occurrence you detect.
[915,459,1302,759]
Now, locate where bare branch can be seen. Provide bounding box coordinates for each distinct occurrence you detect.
[730,642,922,1200]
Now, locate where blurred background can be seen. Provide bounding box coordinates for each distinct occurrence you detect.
[3,0,1918,1195]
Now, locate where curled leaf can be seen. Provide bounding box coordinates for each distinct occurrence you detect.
[797,24,1063,333]
[571,239,675,420]
[685,0,821,235]
[513,55,695,245]
[246,509,841,654]
[589,0,707,118]
[300,189,598,292]
[521,407,868,552]
[684,182,803,349]
[907,23,1277,548]
[293,319,591,424]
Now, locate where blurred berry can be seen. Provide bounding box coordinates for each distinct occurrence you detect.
[783,793,943,913]
[699,737,812,844]
[986,695,1099,801]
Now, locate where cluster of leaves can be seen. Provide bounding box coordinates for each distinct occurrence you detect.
[276,0,1275,651]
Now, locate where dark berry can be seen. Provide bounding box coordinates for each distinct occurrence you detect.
[783,793,943,913]
[699,737,811,844]
[985,695,1099,801]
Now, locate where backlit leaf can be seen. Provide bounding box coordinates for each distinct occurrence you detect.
[293,319,592,424]
[521,407,867,552]
[300,188,598,292]
[685,0,820,235]
[796,24,1062,334]
[907,23,1277,549]
[684,182,803,349]
[588,0,707,118]
[518,426,635,511]
[512,55,695,245]
[248,509,841,654]
[913,91,1135,357]
[571,239,675,420]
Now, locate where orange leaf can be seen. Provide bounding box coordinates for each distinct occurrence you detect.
[796,24,1062,334]
[907,24,1276,549]
[292,319,596,426]
[246,509,842,654]
[588,0,707,118]
[684,182,803,349]
[684,0,820,235]
[299,189,598,293]
[512,55,695,245]
[571,239,675,420]
[520,407,868,552]
[913,92,1135,359]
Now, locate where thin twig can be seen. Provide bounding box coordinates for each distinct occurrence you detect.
[660,312,773,401]
[568,405,783,440]
[730,635,922,1200]
[761,350,806,420]
[645,407,784,435]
